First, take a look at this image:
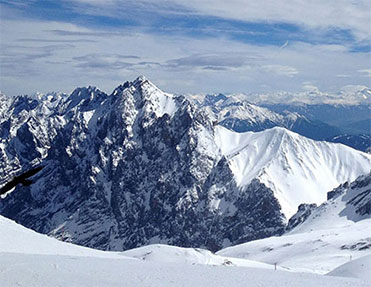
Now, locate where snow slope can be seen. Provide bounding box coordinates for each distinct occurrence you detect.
[327,255,371,281]
[0,215,277,269]
[217,174,371,274]
[0,215,369,287]
[215,126,371,218]
[217,222,371,274]
[0,215,130,259]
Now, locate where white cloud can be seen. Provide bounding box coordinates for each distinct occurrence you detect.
[301,82,320,93]
[261,65,298,77]
[69,0,371,41]
[358,69,371,77]
[0,18,370,97]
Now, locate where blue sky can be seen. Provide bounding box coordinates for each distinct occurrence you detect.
[0,0,370,96]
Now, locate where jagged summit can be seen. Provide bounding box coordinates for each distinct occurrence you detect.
[110,76,178,124]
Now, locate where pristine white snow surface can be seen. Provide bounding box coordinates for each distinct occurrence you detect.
[327,255,371,281]
[1,215,369,286]
[214,126,371,218]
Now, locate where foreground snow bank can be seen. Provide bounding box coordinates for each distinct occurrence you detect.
[1,215,369,286]
[327,255,371,281]
[2,252,369,287]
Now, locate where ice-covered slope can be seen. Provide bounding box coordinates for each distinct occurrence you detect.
[217,174,371,274]
[215,126,371,218]
[1,215,368,287]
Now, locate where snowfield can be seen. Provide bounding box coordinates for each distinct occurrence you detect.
[3,253,369,287]
[217,223,371,274]
[0,215,370,286]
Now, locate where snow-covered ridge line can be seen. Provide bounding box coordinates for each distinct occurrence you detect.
[215,125,371,218]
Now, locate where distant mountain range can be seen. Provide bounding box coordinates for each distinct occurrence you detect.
[189,93,370,151]
[0,77,370,253]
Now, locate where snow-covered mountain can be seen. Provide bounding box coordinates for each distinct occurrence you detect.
[0,76,370,252]
[190,93,342,141]
[189,85,371,106]
[215,126,370,218]
[217,173,371,274]
[264,103,371,135]
[1,77,281,251]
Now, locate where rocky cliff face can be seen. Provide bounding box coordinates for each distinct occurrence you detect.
[335,173,371,218]
[285,172,371,236]
[0,77,285,251]
[286,203,317,231]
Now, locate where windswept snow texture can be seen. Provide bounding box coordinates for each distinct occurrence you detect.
[0,215,369,287]
[215,126,371,218]
[217,174,371,274]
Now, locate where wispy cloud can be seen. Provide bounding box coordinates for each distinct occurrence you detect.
[261,65,298,77]
[18,38,97,43]
[0,2,370,98]
[48,29,127,37]
[73,53,141,70]
[2,0,369,49]
[358,69,371,78]
[65,0,371,43]
[166,54,261,70]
